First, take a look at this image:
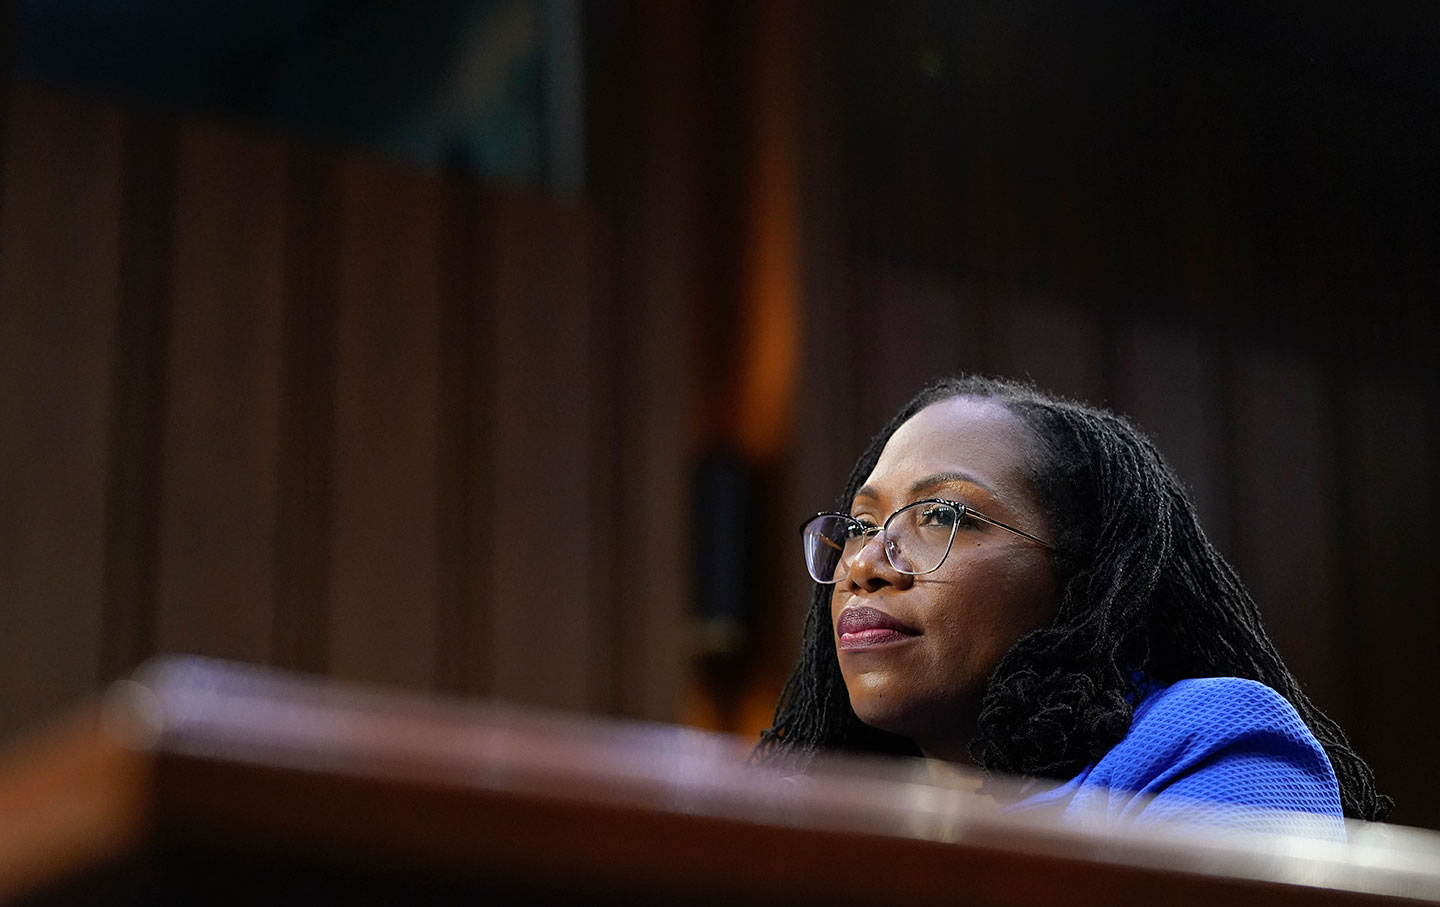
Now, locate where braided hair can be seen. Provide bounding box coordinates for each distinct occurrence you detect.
[755,375,1391,821]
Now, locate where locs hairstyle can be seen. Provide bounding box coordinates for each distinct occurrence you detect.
[754,375,1390,822]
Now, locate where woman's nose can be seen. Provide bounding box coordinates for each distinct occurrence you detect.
[842,531,914,594]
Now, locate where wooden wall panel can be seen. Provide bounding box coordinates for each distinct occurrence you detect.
[1229,349,1349,721]
[1342,376,1440,828]
[435,182,484,696]
[328,159,443,689]
[866,267,973,427]
[792,11,857,524]
[611,268,689,721]
[272,148,340,676]
[1113,323,1232,561]
[155,123,287,663]
[601,2,703,720]
[101,113,180,680]
[486,193,602,711]
[0,90,123,734]
[995,296,1106,405]
[3,68,1433,827]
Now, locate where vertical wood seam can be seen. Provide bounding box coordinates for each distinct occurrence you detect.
[99,113,178,680]
[273,147,339,675]
[435,172,477,696]
[1317,356,1371,742]
[464,186,499,697]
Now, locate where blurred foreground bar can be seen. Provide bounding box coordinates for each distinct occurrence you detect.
[1,657,1438,905]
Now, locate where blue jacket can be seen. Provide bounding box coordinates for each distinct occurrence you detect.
[1006,677,1344,835]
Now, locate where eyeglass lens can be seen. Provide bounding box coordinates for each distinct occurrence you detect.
[802,501,961,583]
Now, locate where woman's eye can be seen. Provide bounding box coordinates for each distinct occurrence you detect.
[918,506,958,528]
[845,520,876,541]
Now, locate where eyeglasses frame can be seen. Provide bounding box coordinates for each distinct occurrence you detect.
[799,497,1054,584]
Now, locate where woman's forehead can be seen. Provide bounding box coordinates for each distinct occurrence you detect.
[861,397,1034,500]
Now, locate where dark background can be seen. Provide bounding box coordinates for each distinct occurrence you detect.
[2,1,1436,828]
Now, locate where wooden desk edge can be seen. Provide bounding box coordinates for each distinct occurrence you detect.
[2,657,1438,905]
[0,696,155,903]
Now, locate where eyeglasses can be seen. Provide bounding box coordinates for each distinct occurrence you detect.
[799,498,1052,584]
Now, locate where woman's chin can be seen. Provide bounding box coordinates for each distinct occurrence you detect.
[849,695,929,743]
[849,689,980,755]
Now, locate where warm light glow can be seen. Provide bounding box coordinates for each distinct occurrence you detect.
[733,4,801,464]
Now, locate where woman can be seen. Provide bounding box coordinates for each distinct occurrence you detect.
[755,375,1390,826]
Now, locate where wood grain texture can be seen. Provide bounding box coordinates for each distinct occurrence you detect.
[1341,375,1440,829]
[328,158,443,689]
[867,265,973,425]
[1114,323,1233,562]
[1229,348,1349,722]
[100,113,178,680]
[272,147,341,676]
[485,192,602,711]
[995,295,1107,406]
[602,2,703,720]
[0,89,123,735]
[434,180,484,696]
[11,660,1438,906]
[156,123,287,663]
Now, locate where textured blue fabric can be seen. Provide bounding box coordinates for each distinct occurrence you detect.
[1006,677,1344,836]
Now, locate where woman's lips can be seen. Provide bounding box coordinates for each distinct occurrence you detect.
[836,605,919,650]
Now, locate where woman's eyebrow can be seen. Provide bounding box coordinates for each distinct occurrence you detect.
[853,471,996,506]
[908,471,994,498]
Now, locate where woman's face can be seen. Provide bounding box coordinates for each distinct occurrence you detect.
[832,396,1061,760]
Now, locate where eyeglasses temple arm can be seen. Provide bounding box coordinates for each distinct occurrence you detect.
[966,510,1054,550]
